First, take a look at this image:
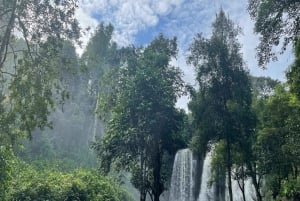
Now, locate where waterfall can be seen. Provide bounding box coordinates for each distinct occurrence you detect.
[169,149,197,201]
[169,148,257,201]
[91,93,99,141]
[198,150,215,201]
[92,93,105,141]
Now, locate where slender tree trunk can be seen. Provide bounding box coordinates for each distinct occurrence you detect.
[241,170,246,201]
[140,152,147,201]
[242,188,246,201]
[238,179,246,201]
[153,150,161,201]
[246,162,262,201]
[293,164,298,178]
[254,184,262,201]
[0,0,17,68]
[237,165,246,201]
[237,167,246,201]
[226,135,233,201]
[140,192,146,201]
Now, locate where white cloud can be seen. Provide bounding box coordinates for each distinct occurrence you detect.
[75,4,98,55]
[77,0,186,46]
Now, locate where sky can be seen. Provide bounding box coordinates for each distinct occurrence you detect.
[75,0,294,110]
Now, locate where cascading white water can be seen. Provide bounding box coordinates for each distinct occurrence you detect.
[198,150,215,201]
[169,149,197,201]
[169,148,257,201]
[225,174,256,201]
[92,93,100,141]
[91,93,105,141]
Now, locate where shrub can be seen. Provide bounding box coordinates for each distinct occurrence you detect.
[7,161,134,201]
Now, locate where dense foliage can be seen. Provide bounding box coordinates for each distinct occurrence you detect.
[0,1,299,201]
[187,10,255,201]
[247,1,300,199]
[287,39,300,99]
[6,161,133,201]
[254,85,300,200]
[94,35,187,201]
[0,0,81,197]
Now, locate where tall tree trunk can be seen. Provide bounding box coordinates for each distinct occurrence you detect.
[254,184,263,201]
[242,188,246,201]
[293,164,298,178]
[226,135,233,201]
[237,166,247,201]
[140,192,146,201]
[236,167,246,201]
[241,170,246,201]
[246,162,262,201]
[238,179,246,201]
[153,150,161,201]
[140,152,147,201]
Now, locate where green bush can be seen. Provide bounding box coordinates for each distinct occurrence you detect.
[7,161,134,201]
[279,176,300,201]
[0,146,15,200]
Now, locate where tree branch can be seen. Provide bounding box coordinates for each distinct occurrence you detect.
[0,8,13,18]
[17,15,35,62]
[0,0,17,68]
[0,69,16,77]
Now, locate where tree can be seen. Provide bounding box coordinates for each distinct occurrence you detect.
[81,23,119,97]
[94,35,186,201]
[211,141,248,201]
[0,0,80,68]
[7,161,134,201]
[0,0,80,142]
[255,85,300,199]
[81,23,123,141]
[187,10,255,201]
[16,40,104,167]
[251,76,280,98]
[287,39,300,99]
[235,76,281,201]
[0,0,80,196]
[248,0,300,67]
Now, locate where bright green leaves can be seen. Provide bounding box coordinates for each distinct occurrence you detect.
[7,161,133,201]
[0,145,14,200]
[287,39,300,99]
[9,56,53,135]
[188,10,253,151]
[0,1,81,193]
[254,84,300,199]
[95,34,186,200]
[188,10,255,201]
